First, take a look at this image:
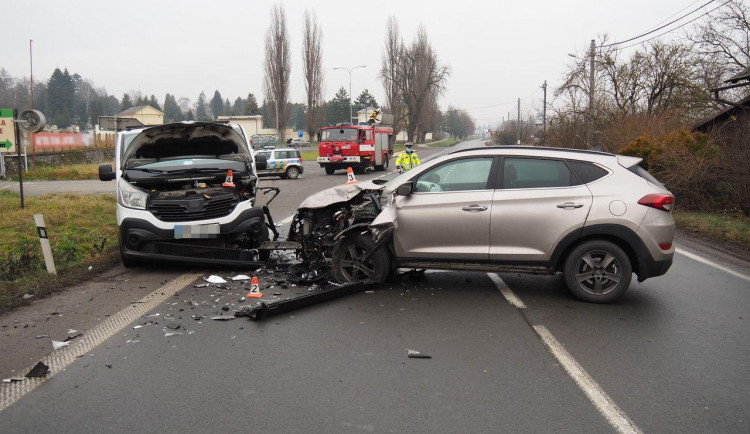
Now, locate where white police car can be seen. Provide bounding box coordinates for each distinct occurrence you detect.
[254,148,304,179]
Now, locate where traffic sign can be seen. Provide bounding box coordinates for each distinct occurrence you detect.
[298,130,303,138]
[0,108,16,153]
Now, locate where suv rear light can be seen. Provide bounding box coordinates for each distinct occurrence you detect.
[638,194,674,212]
[659,242,673,250]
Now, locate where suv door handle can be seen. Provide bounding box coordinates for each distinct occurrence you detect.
[556,202,584,209]
[462,205,488,212]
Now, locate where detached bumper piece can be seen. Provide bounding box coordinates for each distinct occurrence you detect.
[234,282,367,321]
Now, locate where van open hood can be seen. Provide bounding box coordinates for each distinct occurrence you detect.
[122,122,250,168]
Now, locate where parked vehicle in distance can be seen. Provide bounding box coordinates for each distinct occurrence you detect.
[97,122,269,268]
[290,146,675,303]
[290,138,309,148]
[254,148,304,179]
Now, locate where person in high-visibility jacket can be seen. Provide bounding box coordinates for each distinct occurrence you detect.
[395,143,420,173]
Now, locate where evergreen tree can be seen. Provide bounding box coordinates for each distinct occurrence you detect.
[326,87,350,124]
[223,98,232,116]
[120,93,133,111]
[244,93,260,115]
[232,97,244,115]
[287,103,305,129]
[354,89,378,110]
[209,90,223,120]
[195,91,210,121]
[185,109,195,121]
[148,94,161,111]
[163,93,183,122]
[46,68,76,127]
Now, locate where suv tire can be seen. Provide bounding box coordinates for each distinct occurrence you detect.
[563,240,632,303]
[286,166,300,179]
[332,233,390,284]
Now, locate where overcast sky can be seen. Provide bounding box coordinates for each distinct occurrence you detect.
[4,0,706,127]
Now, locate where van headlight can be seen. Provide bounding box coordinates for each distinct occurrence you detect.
[118,178,149,209]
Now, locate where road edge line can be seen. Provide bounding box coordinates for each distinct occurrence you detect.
[533,325,643,434]
[487,273,527,308]
[0,272,201,413]
[675,247,750,283]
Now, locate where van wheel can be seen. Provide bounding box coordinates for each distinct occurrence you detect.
[563,240,632,303]
[325,167,335,175]
[332,233,390,284]
[286,166,300,179]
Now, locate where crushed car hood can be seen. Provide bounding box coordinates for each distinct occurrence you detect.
[122,122,251,168]
[297,181,384,209]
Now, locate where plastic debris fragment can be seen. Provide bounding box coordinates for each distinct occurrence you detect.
[204,275,227,284]
[406,349,432,359]
[52,340,70,350]
[231,275,251,281]
[26,361,50,377]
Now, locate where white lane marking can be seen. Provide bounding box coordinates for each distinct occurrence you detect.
[533,325,643,434]
[487,273,527,308]
[0,273,200,413]
[675,247,750,283]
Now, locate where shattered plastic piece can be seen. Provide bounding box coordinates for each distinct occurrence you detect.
[193,283,210,288]
[166,323,181,330]
[211,315,236,321]
[65,333,83,342]
[105,364,113,369]
[3,377,24,383]
[67,329,77,334]
[406,349,432,359]
[22,293,34,300]
[231,275,251,281]
[143,313,160,318]
[26,361,50,378]
[204,275,227,284]
[35,334,50,339]
[164,332,183,337]
[133,325,143,329]
[52,340,70,350]
[88,266,93,271]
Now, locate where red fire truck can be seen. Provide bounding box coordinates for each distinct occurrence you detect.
[317,123,393,174]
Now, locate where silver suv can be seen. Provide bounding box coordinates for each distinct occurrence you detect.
[290,146,675,303]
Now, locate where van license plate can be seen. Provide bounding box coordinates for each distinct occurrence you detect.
[174,223,220,239]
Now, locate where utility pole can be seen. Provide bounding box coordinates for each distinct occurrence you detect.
[333,65,366,123]
[30,39,35,168]
[587,39,595,148]
[516,98,521,145]
[541,80,547,146]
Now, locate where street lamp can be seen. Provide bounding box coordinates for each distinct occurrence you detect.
[568,39,596,147]
[333,65,366,123]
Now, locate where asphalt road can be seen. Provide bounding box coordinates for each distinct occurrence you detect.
[1,140,748,433]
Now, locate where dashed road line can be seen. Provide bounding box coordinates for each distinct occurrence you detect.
[0,272,200,413]
[488,273,641,433]
[676,247,750,283]
[487,273,527,308]
[533,325,643,434]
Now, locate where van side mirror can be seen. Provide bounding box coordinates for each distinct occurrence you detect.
[99,163,115,181]
[396,182,414,196]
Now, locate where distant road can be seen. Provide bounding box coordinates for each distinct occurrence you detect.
[0,179,115,196]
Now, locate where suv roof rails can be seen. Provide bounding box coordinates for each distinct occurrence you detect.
[450,145,615,157]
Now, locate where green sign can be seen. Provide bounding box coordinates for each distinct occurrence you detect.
[0,108,16,153]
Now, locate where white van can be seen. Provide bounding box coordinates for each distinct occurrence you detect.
[99,122,268,267]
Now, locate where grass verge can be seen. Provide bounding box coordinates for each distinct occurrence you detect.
[673,209,750,251]
[0,190,119,313]
[9,162,108,181]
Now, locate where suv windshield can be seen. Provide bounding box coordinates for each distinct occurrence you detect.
[322,128,358,142]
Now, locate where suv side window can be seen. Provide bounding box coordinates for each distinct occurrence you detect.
[503,157,573,189]
[293,150,301,159]
[275,151,289,159]
[567,160,609,184]
[415,157,494,192]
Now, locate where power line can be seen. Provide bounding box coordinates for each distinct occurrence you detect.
[616,0,731,50]
[636,0,701,35]
[602,0,715,47]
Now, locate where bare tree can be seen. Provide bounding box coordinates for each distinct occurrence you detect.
[380,16,405,143]
[396,25,449,143]
[264,4,291,143]
[689,0,750,76]
[302,10,324,141]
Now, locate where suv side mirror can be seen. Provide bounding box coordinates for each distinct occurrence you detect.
[99,163,115,181]
[396,182,414,196]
